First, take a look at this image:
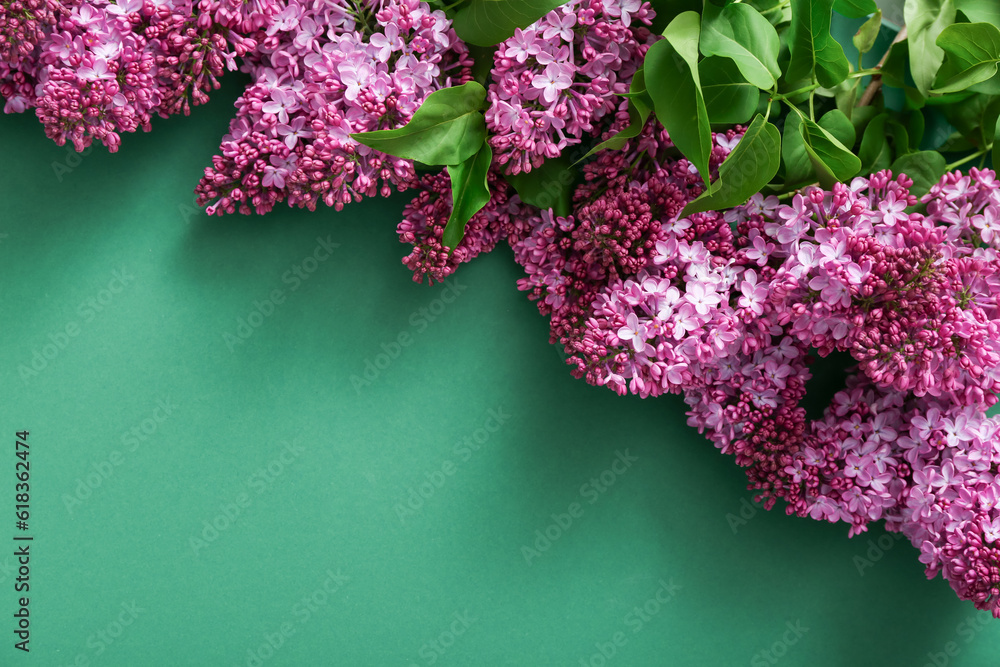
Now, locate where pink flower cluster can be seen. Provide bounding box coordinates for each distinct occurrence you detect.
[9,0,1000,617]
[1,0,255,151]
[573,163,1000,616]
[485,0,654,174]
[194,0,472,215]
[397,169,519,284]
[398,104,1000,613]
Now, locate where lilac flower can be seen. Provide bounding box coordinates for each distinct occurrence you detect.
[531,62,574,104]
[261,89,299,123]
[618,313,650,352]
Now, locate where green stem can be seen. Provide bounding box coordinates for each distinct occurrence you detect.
[945,148,990,171]
[759,0,790,16]
[848,68,881,79]
[773,83,821,101]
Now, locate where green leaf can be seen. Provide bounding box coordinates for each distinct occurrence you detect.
[350,82,487,166]
[834,79,859,117]
[680,114,782,216]
[575,71,653,163]
[700,2,781,89]
[819,109,856,148]
[904,0,957,96]
[993,114,1000,172]
[932,22,1000,94]
[849,106,880,136]
[858,114,893,173]
[451,0,563,47]
[956,0,1000,24]
[881,37,910,89]
[786,0,852,88]
[467,44,496,86]
[700,56,760,125]
[782,112,814,186]
[942,93,1000,148]
[886,120,912,156]
[504,156,575,217]
[906,110,926,150]
[648,0,703,33]
[443,144,493,249]
[750,0,793,24]
[645,12,713,186]
[890,151,947,197]
[853,10,882,56]
[834,0,878,18]
[969,73,1000,95]
[798,109,863,186]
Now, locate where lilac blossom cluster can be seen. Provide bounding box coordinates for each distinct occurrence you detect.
[9,0,1000,617]
[571,163,1000,616]
[484,0,655,174]
[398,111,1000,613]
[0,0,256,151]
[194,0,472,215]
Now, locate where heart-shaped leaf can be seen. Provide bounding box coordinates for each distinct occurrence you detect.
[786,0,851,88]
[700,2,781,89]
[451,0,564,47]
[645,12,713,187]
[994,114,1000,172]
[890,151,947,197]
[681,114,782,216]
[905,0,957,96]
[834,0,878,18]
[575,70,653,163]
[797,109,863,186]
[350,82,487,166]
[933,22,1000,94]
[853,10,882,56]
[648,0,703,32]
[782,112,814,186]
[858,114,893,174]
[818,109,856,149]
[700,56,760,125]
[504,156,576,217]
[956,0,1000,25]
[443,144,493,249]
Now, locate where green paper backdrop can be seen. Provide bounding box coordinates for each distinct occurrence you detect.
[3,75,1000,666]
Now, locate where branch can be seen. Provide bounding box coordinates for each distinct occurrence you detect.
[857,25,908,108]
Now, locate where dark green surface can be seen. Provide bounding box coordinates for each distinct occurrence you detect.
[2,77,1000,666]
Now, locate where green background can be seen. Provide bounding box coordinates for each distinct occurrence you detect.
[3,76,1000,667]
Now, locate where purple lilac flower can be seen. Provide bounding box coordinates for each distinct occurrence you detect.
[195,0,473,215]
